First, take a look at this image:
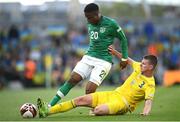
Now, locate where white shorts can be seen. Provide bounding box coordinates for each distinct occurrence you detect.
[73,55,112,86]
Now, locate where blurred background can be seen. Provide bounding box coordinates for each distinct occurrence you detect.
[0,0,179,90]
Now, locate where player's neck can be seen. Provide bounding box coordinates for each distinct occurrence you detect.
[92,15,103,25]
[97,15,103,24]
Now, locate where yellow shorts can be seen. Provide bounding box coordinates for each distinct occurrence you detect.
[91,91,129,115]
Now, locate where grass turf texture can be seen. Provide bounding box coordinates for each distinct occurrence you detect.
[0,86,180,121]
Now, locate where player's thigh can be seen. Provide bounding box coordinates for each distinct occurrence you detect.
[73,58,93,79]
[106,101,126,115]
[93,102,122,115]
[89,61,112,86]
[92,91,128,115]
[91,91,112,107]
[107,97,129,115]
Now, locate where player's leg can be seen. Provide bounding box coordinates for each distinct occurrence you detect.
[74,94,93,107]
[86,62,111,114]
[37,94,93,118]
[50,94,93,114]
[92,101,127,116]
[93,104,109,115]
[49,72,82,106]
[86,59,111,94]
[89,91,112,116]
[90,91,127,116]
[49,56,93,106]
[86,82,98,94]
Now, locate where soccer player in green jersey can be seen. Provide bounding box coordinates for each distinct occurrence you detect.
[46,3,129,108]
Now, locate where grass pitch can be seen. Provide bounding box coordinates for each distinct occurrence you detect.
[0,85,180,121]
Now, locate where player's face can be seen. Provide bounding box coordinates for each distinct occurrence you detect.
[140,59,153,73]
[84,11,100,24]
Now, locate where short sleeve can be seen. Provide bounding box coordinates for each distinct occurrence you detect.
[145,83,155,100]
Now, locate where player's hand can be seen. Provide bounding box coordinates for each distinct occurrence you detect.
[140,112,149,116]
[108,45,116,55]
[119,60,128,70]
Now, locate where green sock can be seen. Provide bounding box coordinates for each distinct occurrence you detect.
[50,95,61,107]
[50,82,74,106]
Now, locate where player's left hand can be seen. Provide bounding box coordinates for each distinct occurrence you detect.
[119,60,128,70]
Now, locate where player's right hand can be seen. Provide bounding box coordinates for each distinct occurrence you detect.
[119,60,128,70]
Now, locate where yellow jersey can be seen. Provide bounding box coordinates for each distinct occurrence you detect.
[115,61,155,110]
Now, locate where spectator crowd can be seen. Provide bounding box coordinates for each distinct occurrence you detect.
[0,19,179,89]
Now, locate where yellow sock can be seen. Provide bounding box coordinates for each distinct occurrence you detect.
[49,100,76,114]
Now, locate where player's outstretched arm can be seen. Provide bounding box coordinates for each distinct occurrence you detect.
[108,45,134,66]
[116,28,128,69]
[140,99,153,116]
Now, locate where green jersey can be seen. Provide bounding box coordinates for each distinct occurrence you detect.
[86,16,128,63]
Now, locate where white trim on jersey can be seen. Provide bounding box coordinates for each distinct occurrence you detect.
[117,27,122,32]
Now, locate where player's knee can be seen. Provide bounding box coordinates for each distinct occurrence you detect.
[85,82,98,94]
[74,96,91,106]
[68,72,82,85]
[86,89,95,94]
[94,106,108,115]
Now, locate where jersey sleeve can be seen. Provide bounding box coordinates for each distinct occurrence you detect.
[132,61,141,72]
[145,83,155,100]
[111,20,128,59]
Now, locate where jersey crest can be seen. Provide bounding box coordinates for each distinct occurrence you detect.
[100,27,106,33]
[131,80,135,85]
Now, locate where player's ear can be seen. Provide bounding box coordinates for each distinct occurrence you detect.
[93,11,100,17]
[149,64,153,70]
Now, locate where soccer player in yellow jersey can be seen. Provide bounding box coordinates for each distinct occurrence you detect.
[37,45,158,117]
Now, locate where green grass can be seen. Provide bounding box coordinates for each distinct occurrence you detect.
[0,85,180,121]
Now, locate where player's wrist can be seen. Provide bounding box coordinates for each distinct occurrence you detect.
[121,58,127,61]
